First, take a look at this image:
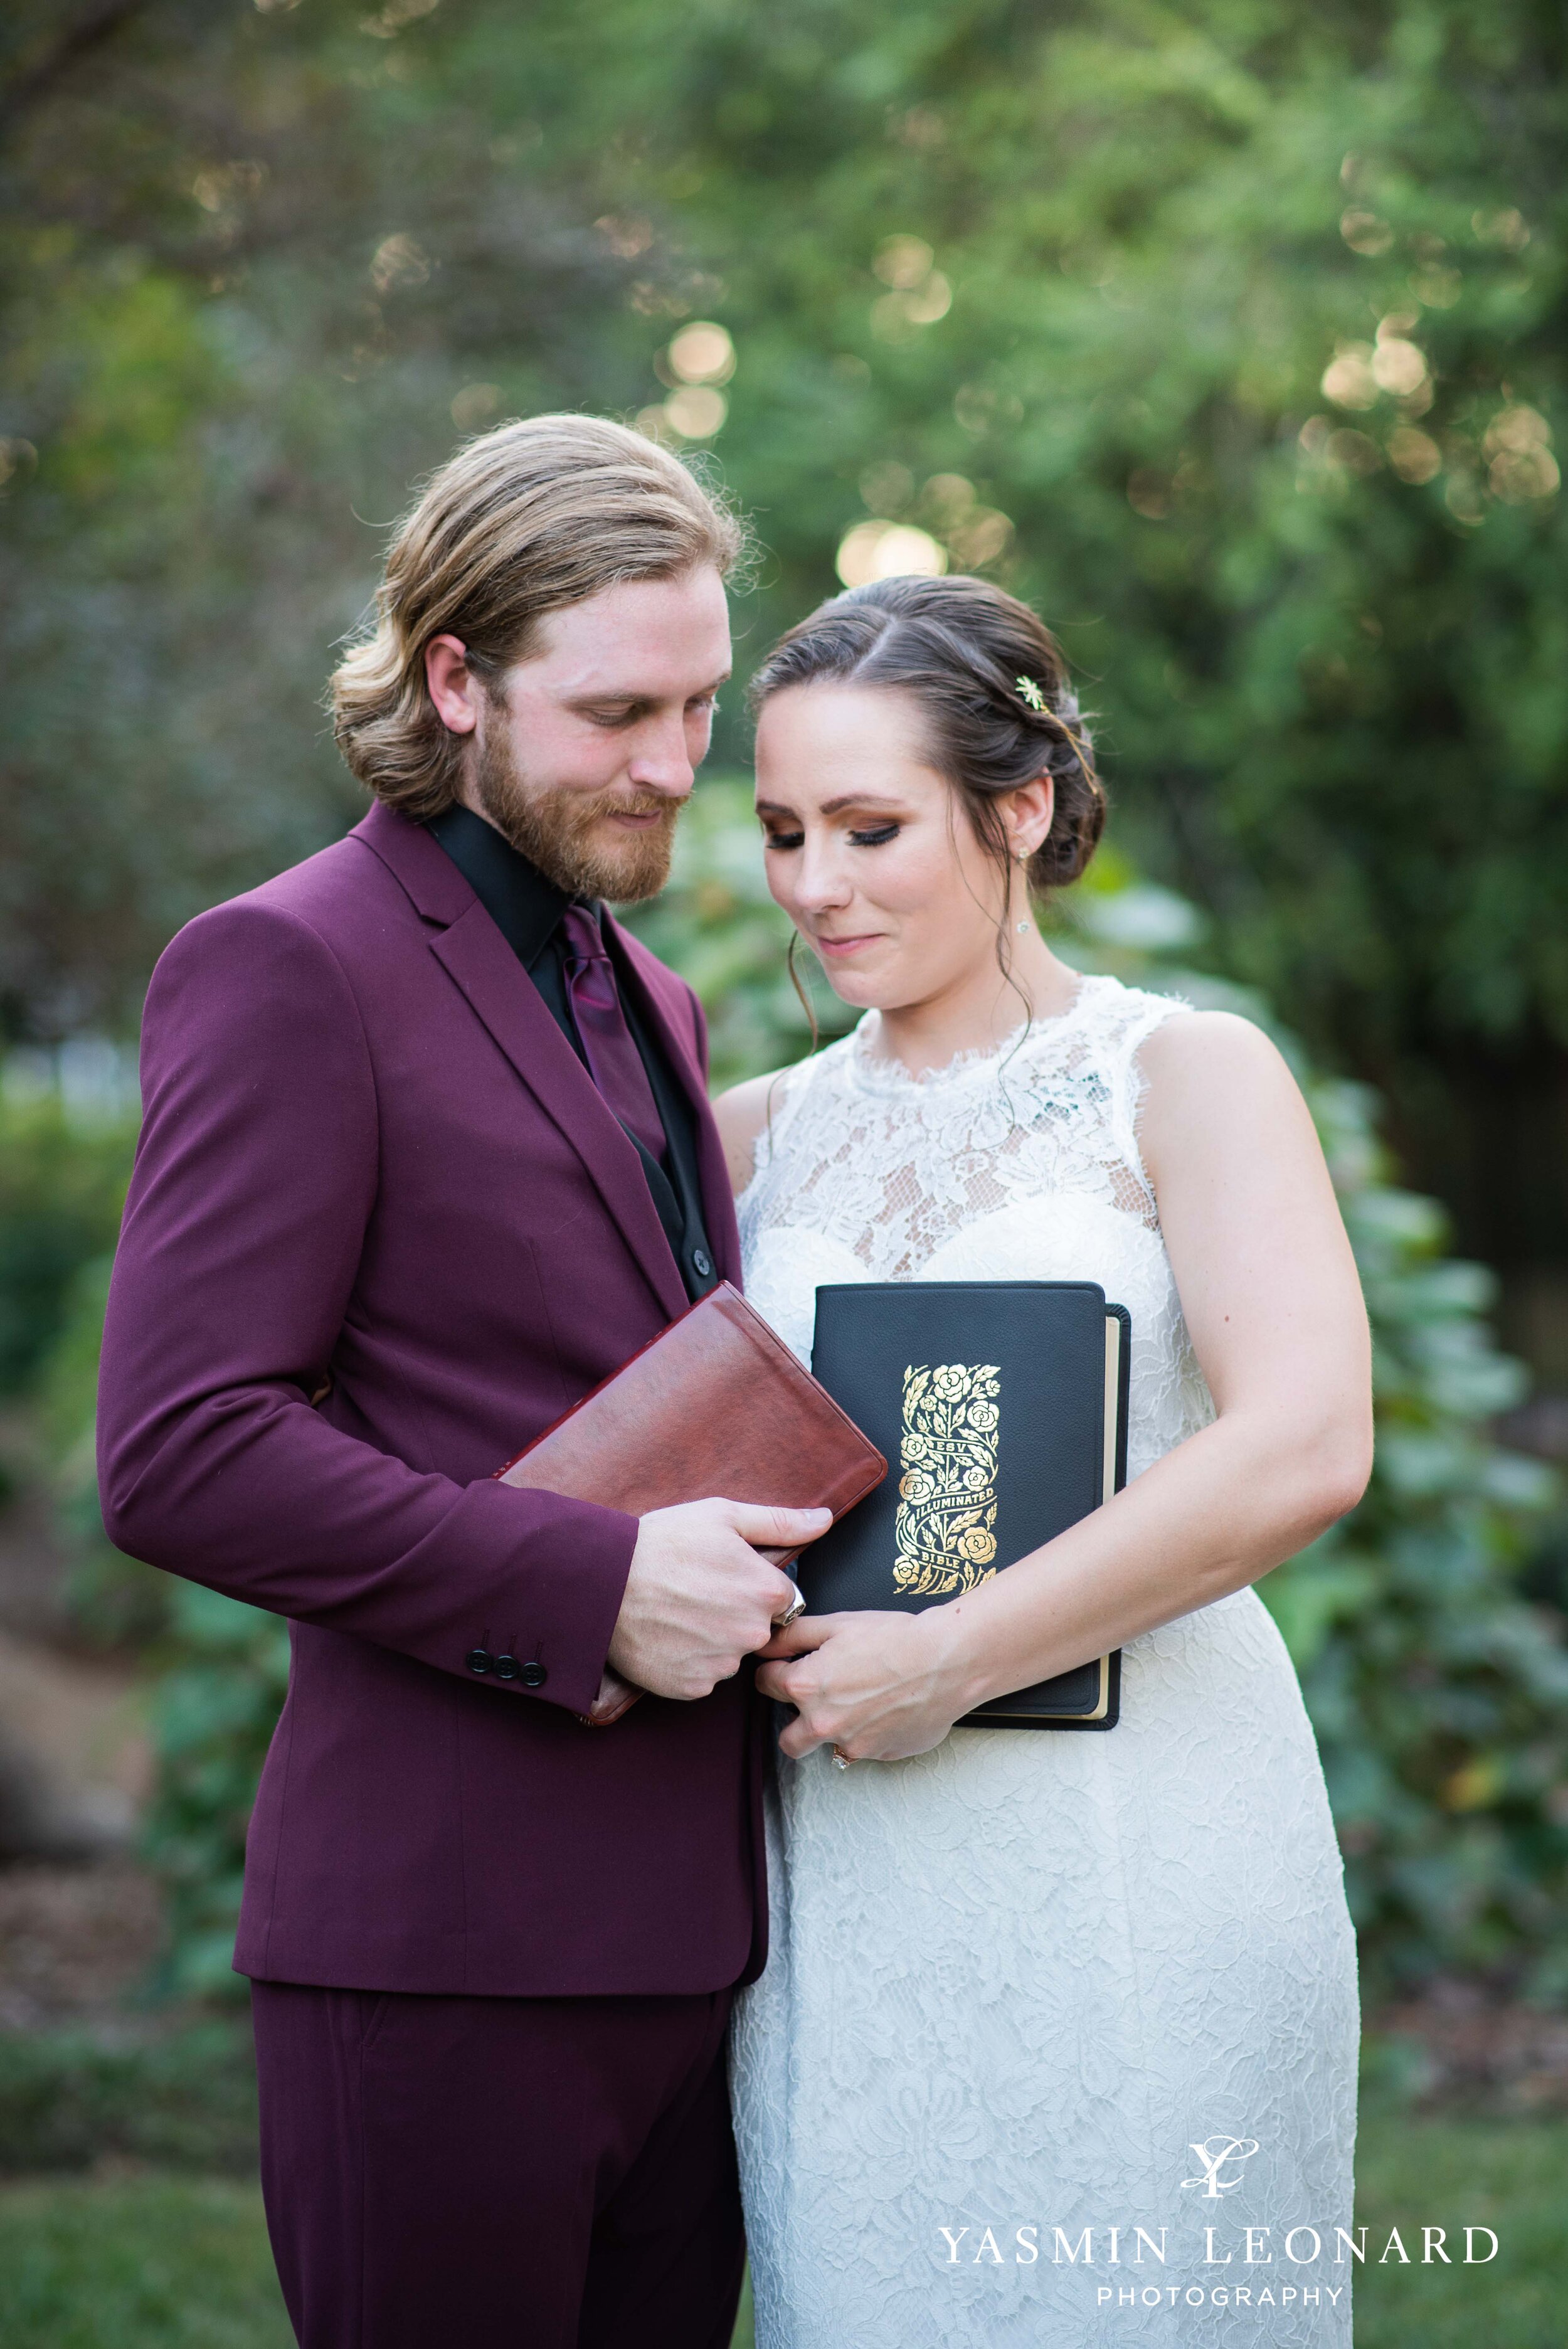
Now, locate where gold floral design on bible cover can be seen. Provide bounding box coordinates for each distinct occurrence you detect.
[893,1361,1002,1598]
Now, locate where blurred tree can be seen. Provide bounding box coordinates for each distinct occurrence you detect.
[0,1095,129,1395]
[580,0,1568,1345]
[3,0,1564,1344]
[0,0,664,1031]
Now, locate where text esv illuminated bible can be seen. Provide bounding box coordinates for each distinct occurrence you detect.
[495,1282,887,1724]
[803,1281,1131,1729]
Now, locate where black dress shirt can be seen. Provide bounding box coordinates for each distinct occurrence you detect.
[426,804,718,1303]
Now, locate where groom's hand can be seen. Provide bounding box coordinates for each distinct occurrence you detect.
[608,1500,831,1702]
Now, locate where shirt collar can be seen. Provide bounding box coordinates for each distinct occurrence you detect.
[425,803,585,969]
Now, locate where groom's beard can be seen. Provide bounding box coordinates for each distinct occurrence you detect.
[472,723,681,904]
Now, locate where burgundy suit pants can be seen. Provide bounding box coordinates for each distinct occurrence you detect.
[251,1979,744,2349]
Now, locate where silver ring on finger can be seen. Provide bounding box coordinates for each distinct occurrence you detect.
[775,1580,806,1629]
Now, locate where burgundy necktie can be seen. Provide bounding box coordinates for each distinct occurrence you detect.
[559,903,667,1164]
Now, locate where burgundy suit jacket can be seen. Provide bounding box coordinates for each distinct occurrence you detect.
[97,802,763,1997]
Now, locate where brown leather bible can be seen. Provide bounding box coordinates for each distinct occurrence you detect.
[495,1281,886,1725]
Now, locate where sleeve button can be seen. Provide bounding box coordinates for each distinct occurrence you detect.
[520,1660,548,1689]
[466,1648,493,1675]
[493,1653,521,1681]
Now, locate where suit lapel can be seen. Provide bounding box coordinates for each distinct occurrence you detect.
[609,920,744,1290]
[356,806,690,1324]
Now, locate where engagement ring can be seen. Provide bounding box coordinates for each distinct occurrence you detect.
[831,1747,853,1769]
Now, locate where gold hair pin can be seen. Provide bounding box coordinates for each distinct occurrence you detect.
[1015,674,1046,711]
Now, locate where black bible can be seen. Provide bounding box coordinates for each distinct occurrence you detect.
[801,1281,1131,1729]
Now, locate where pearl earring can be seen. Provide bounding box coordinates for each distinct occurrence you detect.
[1015,844,1032,930]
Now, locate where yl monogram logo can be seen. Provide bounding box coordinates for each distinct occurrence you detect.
[1181,2137,1261,2198]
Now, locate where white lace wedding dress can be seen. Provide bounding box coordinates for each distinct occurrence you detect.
[729,975,1359,2348]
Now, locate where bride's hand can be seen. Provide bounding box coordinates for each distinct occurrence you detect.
[754,1609,970,1763]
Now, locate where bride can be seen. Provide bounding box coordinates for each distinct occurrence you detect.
[712,575,1372,2348]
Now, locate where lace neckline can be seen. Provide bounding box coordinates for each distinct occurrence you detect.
[844,971,1107,1098]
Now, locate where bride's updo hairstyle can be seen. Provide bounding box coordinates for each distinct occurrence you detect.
[747,573,1105,897]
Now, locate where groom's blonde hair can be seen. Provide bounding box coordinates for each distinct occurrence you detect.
[331,413,743,820]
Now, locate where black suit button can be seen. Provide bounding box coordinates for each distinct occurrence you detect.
[494,1653,520,1681]
[519,1660,548,1689]
[692,1248,713,1280]
[466,1648,493,1675]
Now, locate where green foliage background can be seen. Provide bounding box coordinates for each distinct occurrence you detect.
[1,0,1566,2000]
[4,0,1566,1276]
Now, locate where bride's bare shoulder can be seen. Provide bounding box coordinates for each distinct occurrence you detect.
[1138,1004,1290,1084]
[1135,1007,1315,1175]
[711,1068,796,1197]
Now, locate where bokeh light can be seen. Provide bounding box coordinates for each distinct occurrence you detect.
[666,321,736,384]
[1387,427,1442,484]
[662,383,727,438]
[1484,405,1559,501]
[450,382,501,430]
[835,520,947,586]
[1322,346,1377,409]
[872,235,933,288]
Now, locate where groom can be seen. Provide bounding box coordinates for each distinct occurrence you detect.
[96,415,824,2349]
